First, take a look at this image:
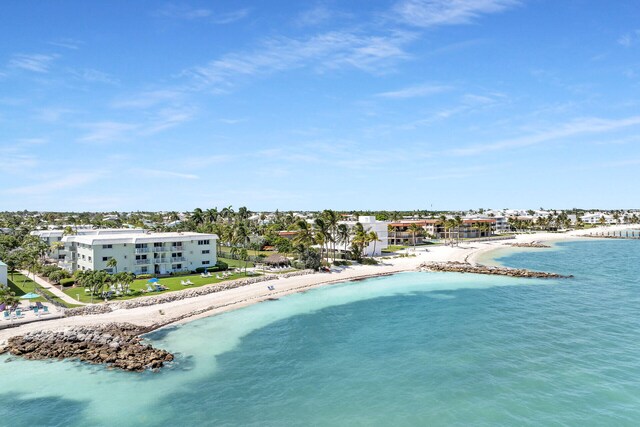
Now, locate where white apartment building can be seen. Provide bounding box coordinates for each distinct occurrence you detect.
[580,213,616,225]
[0,260,7,286]
[59,231,218,275]
[31,228,146,260]
[339,216,389,256]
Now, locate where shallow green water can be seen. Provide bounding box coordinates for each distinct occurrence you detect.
[1,240,639,426]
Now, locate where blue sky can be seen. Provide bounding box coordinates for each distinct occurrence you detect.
[1,0,640,212]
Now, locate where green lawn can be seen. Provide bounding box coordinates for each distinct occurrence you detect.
[7,272,79,308]
[62,269,260,304]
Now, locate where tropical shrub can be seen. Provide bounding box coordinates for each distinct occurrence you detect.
[361,258,379,265]
[59,278,75,287]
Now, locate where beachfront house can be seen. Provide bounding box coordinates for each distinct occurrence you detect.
[0,260,7,286]
[58,231,218,275]
[338,216,389,256]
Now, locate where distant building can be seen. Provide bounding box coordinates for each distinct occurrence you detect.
[581,213,616,225]
[388,218,496,245]
[57,231,218,275]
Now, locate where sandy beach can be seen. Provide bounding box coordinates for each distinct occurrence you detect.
[0,225,634,344]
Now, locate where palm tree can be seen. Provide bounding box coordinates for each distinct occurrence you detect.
[368,231,380,256]
[321,210,339,261]
[50,241,64,261]
[293,220,314,251]
[191,208,204,226]
[106,257,118,273]
[453,215,463,246]
[337,224,350,256]
[387,224,396,246]
[313,217,330,263]
[408,223,422,250]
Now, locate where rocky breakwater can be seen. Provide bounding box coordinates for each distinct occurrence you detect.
[419,261,573,279]
[1,323,173,372]
[505,242,551,248]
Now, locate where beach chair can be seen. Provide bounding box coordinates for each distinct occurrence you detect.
[146,284,155,292]
[186,279,193,285]
[84,287,91,293]
[36,301,44,310]
[15,309,22,318]
[34,307,40,317]
[2,310,9,320]
[200,273,207,278]
[181,280,187,286]
[0,303,5,312]
[43,306,49,314]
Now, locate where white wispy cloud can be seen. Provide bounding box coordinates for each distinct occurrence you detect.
[212,9,251,24]
[9,53,59,73]
[401,92,503,128]
[296,5,334,26]
[137,169,199,180]
[111,89,184,109]
[376,83,452,98]
[393,0,520,27]
[48,38,83,50]
[3,172,102,195]
[69,68,119,85]
[140,108,194,135]
[78,121,138,143]
[185,30,416,87]
[449,115,640,156]
[618,30,640,47]
[180,155,232,169]
[156,4,249,23]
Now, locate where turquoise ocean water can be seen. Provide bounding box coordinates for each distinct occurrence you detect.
[1,239,640,426]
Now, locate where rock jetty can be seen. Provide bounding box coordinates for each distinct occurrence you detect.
[505,242,551,248]
[419,261,572,279]
[2,323,173,372]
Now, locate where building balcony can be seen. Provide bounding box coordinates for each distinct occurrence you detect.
[170,245,184,250]
[152,246,167,252]
[135,248,150,254]
[153,258,168,264]
[170,257,186,262]
[135,259,151,265]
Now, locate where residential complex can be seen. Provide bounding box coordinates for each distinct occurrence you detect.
[32,229,218,275]
[388,218,496,246]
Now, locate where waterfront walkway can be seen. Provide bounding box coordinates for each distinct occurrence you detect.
[18,270,88,306]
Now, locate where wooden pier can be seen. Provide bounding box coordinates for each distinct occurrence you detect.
[581,230,640,239]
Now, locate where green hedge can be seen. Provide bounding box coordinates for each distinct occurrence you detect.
[59,278,75,287]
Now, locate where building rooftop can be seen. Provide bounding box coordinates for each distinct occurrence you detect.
[63,231,218,245]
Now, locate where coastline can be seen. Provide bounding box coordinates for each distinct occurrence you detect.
[0,225,634,345]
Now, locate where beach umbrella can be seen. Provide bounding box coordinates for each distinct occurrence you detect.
[148,278,159,283]
[20,292,40,299]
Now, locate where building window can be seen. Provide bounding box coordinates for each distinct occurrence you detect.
[102,257,110,261]
[197,240,210,245]
[141,266,148,273]
[154,242,163,247]
[202,261,210,265]
[88,256,92,261]
[174,264,182,269]
[102,244,113,249]
[202,250,210,254]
